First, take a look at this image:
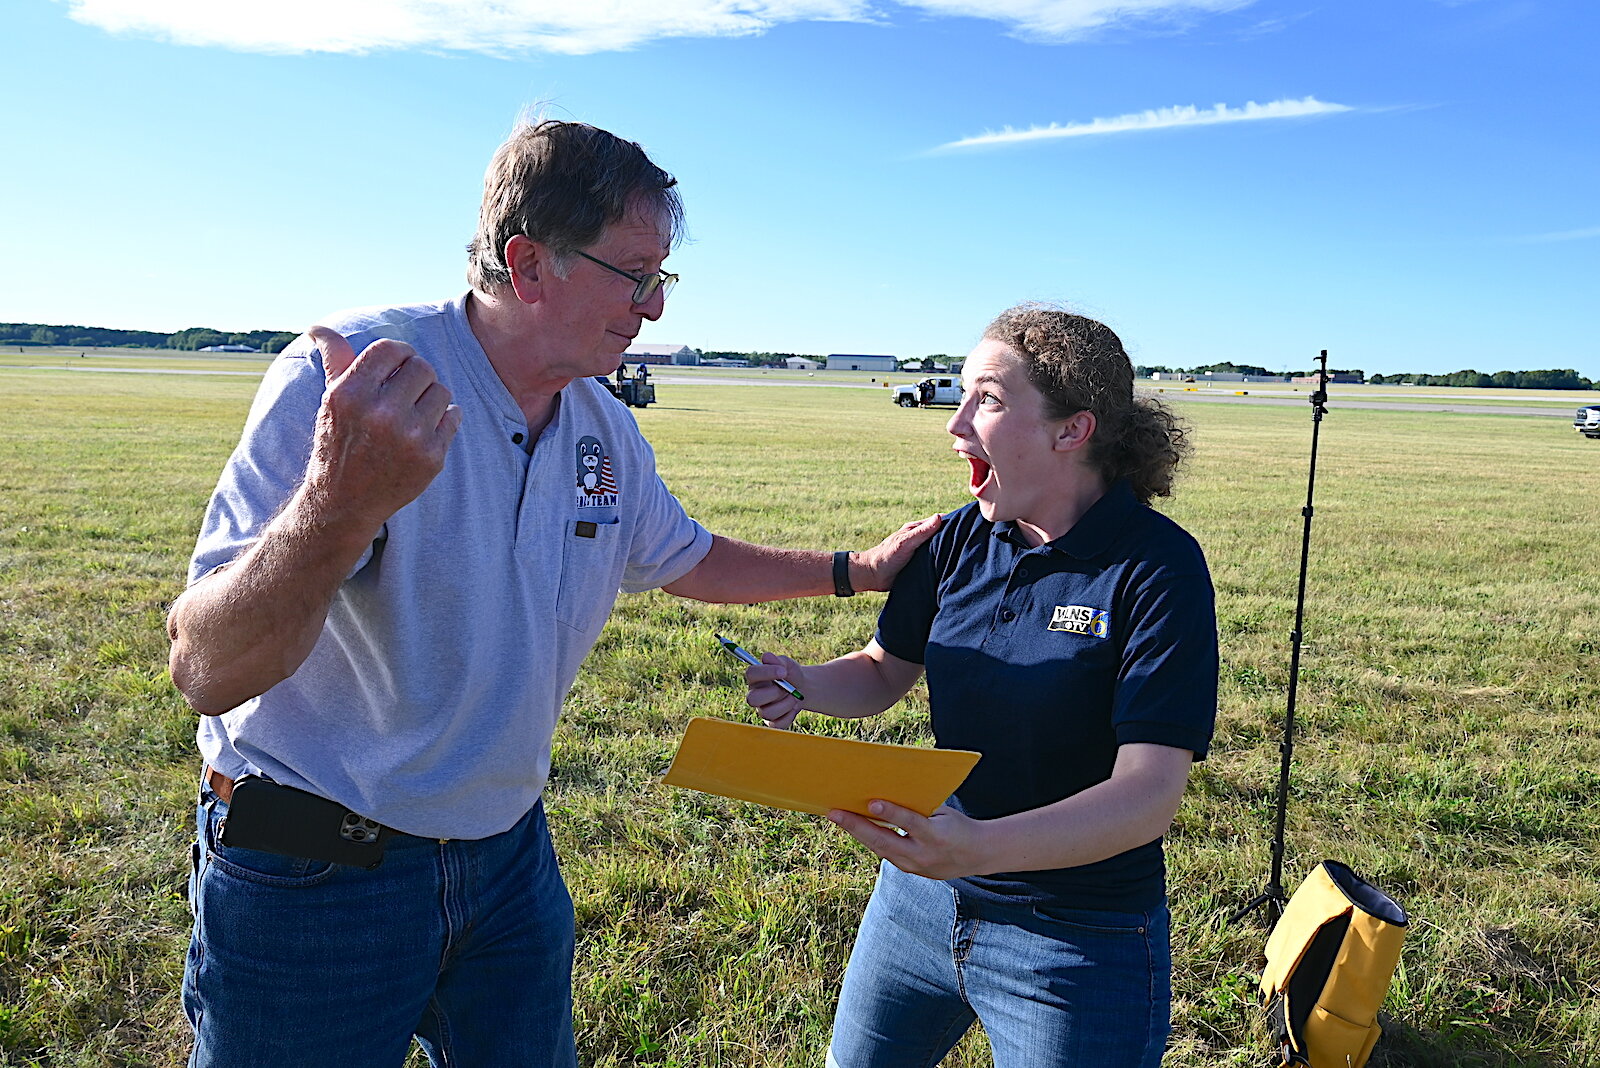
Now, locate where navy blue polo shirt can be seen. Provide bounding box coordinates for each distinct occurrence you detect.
[875,480,1217,910]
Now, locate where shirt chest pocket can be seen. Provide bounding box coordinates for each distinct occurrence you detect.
[556,516,625,637]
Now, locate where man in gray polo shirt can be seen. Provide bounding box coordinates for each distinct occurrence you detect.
[166,119,937,1068]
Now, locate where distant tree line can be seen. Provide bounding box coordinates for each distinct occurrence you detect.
[0,322,298,353]
[165,327,300,352]
[698,350,819,367]
[1136,361,1592,389]
[1367,369,1594,390]
[1195,362,1272,377]
[1134,362,1364,378]
[698,351,957,370]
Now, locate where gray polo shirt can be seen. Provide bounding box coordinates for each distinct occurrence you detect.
[190,294,711,838]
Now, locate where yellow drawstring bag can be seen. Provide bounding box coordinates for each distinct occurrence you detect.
[1259,860,1409,1068]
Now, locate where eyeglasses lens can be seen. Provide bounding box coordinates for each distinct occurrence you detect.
[634,273,677,305]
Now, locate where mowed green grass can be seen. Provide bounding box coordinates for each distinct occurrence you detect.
[1,365,1597,1067]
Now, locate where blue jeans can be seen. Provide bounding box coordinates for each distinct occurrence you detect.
[827,862,1171,1068]
[183,782,577,1067]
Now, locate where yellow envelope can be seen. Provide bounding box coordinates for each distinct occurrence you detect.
[662,716,980,819]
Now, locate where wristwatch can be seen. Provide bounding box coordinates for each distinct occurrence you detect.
[833,550,855,598]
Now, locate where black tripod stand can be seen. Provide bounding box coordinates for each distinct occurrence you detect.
[1232,350,1330,928]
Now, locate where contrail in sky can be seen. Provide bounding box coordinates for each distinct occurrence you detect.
[939,97,1353,151]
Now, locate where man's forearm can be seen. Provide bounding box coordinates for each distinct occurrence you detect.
[662,536,842,604]
[663,514,941,605]
[167,484,378,716]
[170,329,461,715]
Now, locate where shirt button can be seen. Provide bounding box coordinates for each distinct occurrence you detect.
[1017,566,1029,579]
[999,608,1016,622]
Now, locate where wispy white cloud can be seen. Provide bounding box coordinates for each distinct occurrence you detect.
[1230,11,1312,40]
[1513,226,1600,244]
[937,96,1353,150]
[892,0,1250,43]
[58,0,1257,55]
[60,0,860,56]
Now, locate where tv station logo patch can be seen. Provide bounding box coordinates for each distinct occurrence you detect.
[1049,604,1108,639]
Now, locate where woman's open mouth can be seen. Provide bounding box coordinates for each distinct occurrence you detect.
[965,454,993,496]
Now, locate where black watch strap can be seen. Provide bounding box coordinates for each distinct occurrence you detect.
[832,550,856,598]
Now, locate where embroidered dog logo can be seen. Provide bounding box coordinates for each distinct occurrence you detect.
[576,435,618,506]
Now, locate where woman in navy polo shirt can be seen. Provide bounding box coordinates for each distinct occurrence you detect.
[745,304,1217,1067]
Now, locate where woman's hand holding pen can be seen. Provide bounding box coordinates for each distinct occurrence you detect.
[743,653,808,729]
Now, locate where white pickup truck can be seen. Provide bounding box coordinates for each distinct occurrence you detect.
[892,377,963,408]
[1575,406,1600,439]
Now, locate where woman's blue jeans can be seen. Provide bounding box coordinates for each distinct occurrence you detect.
[827,861,1171,1067]
[183,782,577,1067]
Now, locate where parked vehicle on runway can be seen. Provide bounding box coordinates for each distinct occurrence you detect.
[892,377,962,408]
[598,365,655,408]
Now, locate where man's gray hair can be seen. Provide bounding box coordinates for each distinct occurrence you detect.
[466,119,684,293]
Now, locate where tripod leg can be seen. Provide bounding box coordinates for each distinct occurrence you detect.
[1230,889,1285,927]
[1232,352,1329,932]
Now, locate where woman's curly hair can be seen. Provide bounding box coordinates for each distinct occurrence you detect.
[983,303,1191,504]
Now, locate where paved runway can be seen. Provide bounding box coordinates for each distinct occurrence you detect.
[653,373,1588,420]
[7,362,1591,421]
[1141,391,1575,419]
[6,364,264,377]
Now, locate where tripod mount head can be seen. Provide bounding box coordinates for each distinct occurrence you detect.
[1309,349,1329,419]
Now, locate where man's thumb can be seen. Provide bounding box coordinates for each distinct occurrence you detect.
[308,325,357,382]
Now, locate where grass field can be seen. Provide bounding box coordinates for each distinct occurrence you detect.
[2,361,1597,1066]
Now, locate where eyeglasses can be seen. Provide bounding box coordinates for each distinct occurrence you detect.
[574,251,678,305]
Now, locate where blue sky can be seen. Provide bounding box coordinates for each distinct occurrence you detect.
[3,0,1595,377]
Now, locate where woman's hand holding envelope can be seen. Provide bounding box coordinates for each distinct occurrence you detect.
[829,800,989,882]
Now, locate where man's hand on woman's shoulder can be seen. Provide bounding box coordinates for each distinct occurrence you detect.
[849,513,943,593]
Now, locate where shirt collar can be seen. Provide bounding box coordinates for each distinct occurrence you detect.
[990,479,1141,560]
